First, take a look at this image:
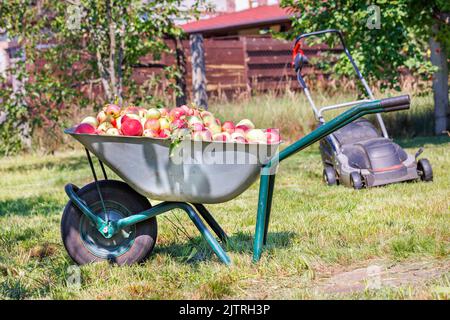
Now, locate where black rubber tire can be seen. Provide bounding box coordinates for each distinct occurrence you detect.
[323,166,337,186]
[350,172,364,190]
[417,158,433,182]
[61,180,157,265]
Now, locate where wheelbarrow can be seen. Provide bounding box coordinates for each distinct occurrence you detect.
[62,96,411,265]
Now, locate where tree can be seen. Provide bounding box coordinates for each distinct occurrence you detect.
[0,0,202,154]
[281,0,449,135]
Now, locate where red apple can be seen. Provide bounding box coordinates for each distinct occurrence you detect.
[97,122,114,134]
[143,129,160,138]
[202,115,216,127]
[159,117,170,130]
[188,108,200,117]
[201,130,212,141]
[231,132,246,143]
[75,123,96,134]
[159,130,170,139]
[121,118,143,136]
[265,128,281,144]
[233,136,246,143]
[191,122,205,132]
[116,116,123,129]
[81,116,98,128]
[246,129,266,143]
[169,107,186,121]
[97,110,108,124]
[213,132,231,142]
[235,124,251,133]
[158,107,169,117]
[138,108,148,119]
[234,127,246,136]
[144,118,160,131]
[125,106,140,115]
[171,118,187,129]
[121,113,141,124]
[106,127,120,136]
[179,105,190,114]
[236,119,255,130]
[146,108,161,120]
[105,104,121,118]
[187,115,203,126]
[221,121,235,134]
[208,123,222,135]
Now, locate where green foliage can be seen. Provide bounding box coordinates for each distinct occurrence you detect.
[0,0,203,155]
[281,0,449,92]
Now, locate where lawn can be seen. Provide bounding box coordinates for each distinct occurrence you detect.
[0,93,449,300]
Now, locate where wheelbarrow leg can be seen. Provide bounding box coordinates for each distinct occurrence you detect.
[192,203,228,243]
[182,203,231,265]
[253,171,270,262]
[263,174,276,245]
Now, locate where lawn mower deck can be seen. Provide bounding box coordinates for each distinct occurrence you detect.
[319,118,429,188]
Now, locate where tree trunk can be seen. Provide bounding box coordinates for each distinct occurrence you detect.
[106,0,118,102]
[173,37,187,106]
[190,33,208,109]
[10,46,32,150]
[430,29,449,135]
[117,7,127,106]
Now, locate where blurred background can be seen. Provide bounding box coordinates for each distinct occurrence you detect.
[0,0,448,155]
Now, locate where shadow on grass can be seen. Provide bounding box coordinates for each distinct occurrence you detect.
[0,195,62,217]
[0,279,31,300]
[153,230,296,264]
[0,155,87,174]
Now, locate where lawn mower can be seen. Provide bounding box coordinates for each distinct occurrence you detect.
[292,29,433,189]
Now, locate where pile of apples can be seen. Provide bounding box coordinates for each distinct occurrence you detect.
[75,104,281,144]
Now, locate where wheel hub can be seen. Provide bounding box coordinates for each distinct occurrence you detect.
[79,201,135,259]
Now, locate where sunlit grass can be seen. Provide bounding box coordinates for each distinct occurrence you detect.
[0,131,448,299]
[0,90,448,299]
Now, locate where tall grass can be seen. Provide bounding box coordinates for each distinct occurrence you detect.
[209,90,435,142]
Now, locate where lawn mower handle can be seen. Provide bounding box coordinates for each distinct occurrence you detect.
[292,29,348,73]
[294,29,345,47]
[292,29,391,139]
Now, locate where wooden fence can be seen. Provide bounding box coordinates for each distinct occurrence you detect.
[132,36,340,99]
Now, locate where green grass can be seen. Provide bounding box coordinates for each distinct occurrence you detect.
[209,90,436,140]
[0,92,449,300]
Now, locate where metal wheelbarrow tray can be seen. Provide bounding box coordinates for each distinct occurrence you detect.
[62,96,411,266]
[67,132,280,204]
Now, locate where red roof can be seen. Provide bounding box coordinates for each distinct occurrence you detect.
[181,5,291,34]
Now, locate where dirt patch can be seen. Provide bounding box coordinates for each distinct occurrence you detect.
[29,243,58,260]
[239,259,450,299]
[314,259,450,295]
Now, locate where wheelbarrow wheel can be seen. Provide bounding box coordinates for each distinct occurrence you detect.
[61,180,157,265]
